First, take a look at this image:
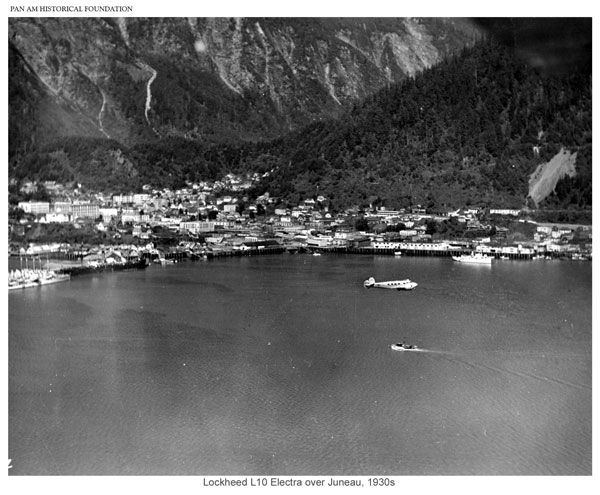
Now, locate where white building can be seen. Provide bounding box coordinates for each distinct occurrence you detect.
[72,203,100,219]
[41,212,71,223]
[18,201,50,214]
[133,194,150,205]
[99,207,119,222]
[112,194,134,206]
[179,221,216,233]
[490,209,520,216]
[53,201,73,214]
[306,236,332,248]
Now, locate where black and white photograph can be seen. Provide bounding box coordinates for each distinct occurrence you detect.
[5,2,594,489]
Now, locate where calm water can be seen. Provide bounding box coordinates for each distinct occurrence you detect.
[8,255,592,475]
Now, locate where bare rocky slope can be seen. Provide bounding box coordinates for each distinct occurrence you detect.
[9,17,479,149]
[528,149,578,207]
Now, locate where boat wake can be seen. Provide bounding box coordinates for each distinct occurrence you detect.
[390,347,444,354]
[436,353,591,391]
[391,346,590,391]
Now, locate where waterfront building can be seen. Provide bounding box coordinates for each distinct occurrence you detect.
[24,243,62,254]
[347,234,371,248]
[331,237,350,248]
[373,241,452,252]
[306,235,333,248]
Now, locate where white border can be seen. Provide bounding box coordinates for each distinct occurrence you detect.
[3,3,597,494]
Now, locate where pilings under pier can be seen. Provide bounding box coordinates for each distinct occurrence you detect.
[314,246,564,260]
[204,246,286,259]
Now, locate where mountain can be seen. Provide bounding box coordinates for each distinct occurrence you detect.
[245,39,591,212]
[9,17,480,151]
[8,18,592,217]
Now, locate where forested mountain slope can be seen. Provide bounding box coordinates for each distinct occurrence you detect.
[9,25,591,214]
[247,40,591,211]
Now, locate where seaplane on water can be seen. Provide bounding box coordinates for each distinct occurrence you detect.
[363,277,417,291]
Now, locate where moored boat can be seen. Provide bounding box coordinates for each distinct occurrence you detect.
[452,253,492,264]
[8,268,70,290]
[38,271,71,285]
[8,279,39,290]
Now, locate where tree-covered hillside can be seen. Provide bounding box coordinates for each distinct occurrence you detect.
[247,40,591,211]
[10,39,592,213]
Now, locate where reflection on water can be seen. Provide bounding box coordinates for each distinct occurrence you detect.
[9,255,592,475]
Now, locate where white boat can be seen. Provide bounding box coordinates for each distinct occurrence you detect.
[394,251,402,256]
[8,268,70,290]
[8,279,39,290]
[38,271,71,285]
[452,253,492,264]
[363,277,417,290]
[391,342,419,351]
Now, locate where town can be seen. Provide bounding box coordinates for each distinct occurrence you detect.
[9,173,592,269]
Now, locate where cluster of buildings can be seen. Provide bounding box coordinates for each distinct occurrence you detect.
[10,179,592,260]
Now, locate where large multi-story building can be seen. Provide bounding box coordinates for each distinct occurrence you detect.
[72,203,100,219]
[53,201,73,214]
[17,201,50,214]
[180,221,216,234]
[99,207,119,222]
[133,194,151,205]
[112,194,134,206]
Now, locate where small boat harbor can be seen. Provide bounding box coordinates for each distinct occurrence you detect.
[8,255,147,291]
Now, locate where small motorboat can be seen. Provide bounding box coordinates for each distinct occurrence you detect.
[391,342,419,351]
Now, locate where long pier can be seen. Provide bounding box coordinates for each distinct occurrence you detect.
[204,246,286,259]
[10,244,580,266]
[315,246,566,260]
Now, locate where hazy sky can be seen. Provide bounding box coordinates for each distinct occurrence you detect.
[474,18,592,74]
